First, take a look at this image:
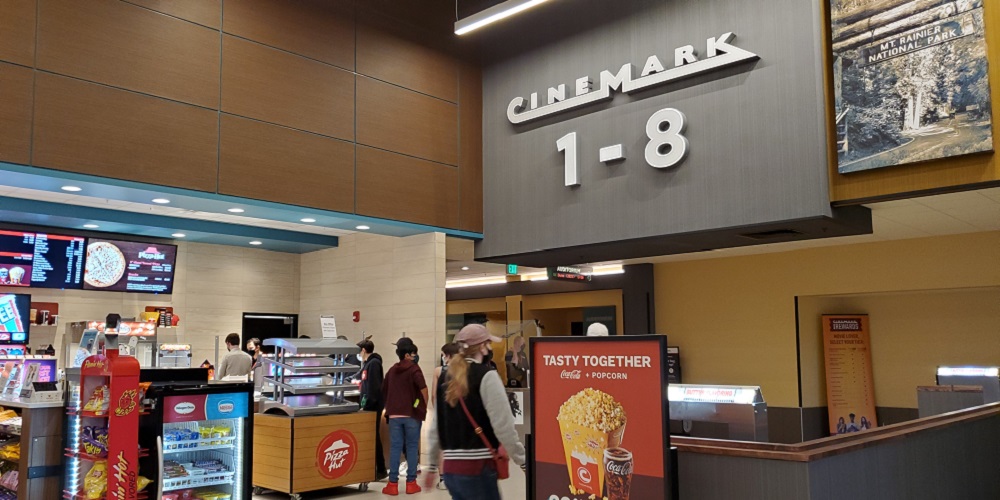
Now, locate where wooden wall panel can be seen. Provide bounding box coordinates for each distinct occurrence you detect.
[357,13,459,102]
[827,0,1000,203]
[357,76,458,166]
[223,0,354,70]
[356,146,459,228]
[0,63,33,164]
[222,35,354,141]
[37,0,220,109]
[123,0,221,28]
[0,0,36,66]
[219,115,355,213]
[458,62,483,232]
[32,73,219,192]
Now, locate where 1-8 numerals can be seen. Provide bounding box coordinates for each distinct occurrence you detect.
[556,108,689,187]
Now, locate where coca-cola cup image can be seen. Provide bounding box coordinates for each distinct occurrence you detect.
[604,447,634,500]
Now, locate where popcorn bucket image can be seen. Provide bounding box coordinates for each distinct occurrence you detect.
[557,388,627,496]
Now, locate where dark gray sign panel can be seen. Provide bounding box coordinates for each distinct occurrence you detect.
[477,0,871,266]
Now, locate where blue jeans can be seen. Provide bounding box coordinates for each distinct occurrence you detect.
[388,417,421,483]
[443,469,501,500]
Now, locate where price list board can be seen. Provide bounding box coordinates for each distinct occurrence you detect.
[0,230,86,289]
[823,314,878,435]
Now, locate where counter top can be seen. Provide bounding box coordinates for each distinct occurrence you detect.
[672,402,1000,462]
[0,397,65,409]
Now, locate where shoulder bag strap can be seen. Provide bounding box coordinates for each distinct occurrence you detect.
[458,398,499,457]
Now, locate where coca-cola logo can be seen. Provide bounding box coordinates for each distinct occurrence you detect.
[560,370,582,379]
[606,459,633,476]
[577,467,592,484]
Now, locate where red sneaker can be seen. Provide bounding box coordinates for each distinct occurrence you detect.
[406,481,422,494]
[382,482,399,496]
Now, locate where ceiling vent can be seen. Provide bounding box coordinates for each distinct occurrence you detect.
[739,229,804,240]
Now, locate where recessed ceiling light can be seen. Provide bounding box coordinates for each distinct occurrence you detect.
[83,224,100,229]
[61,186,82,192]
[249,240,262,246]
[461,266,470,271]
[171,233,186,238]
[355,225,370,231]
[152,198,171,204]
[228,208,245,213]
[300,218,317,223]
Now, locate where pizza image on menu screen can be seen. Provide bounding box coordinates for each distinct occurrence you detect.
[83,239,177,294]
[84,241,127,288]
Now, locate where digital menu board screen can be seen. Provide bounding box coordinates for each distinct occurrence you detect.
[83,238,176,294]
[0,230,86,289]
[0,293,30,344]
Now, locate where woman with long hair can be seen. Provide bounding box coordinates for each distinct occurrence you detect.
[424,324,526,499]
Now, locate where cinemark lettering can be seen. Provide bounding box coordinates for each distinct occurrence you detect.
[507,32,759,124]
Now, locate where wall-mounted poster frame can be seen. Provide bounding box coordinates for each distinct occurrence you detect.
[831,0,994,175]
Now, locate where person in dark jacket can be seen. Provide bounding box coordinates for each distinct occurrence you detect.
[381,337,428,496]
[357,339,387,480]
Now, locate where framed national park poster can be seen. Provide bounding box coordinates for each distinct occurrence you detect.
[831,0,994,173]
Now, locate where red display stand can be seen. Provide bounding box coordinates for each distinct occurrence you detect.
[64,350,143,500]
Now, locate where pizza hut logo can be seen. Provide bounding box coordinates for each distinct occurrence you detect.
[316,430,358,480]
[174,402,196,415]
[218,401,235,413]
[138,247,166,260]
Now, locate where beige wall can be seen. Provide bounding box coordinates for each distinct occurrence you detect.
[798,288,1000,409]
[298,232,447,388]
[654,231,1000,408]
[2,241,301,366]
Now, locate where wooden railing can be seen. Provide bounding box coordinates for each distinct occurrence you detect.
[672,402,1000,462]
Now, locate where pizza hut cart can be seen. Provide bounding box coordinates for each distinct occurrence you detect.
[252,338,376,499]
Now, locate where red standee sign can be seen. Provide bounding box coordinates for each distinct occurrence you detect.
[530,336,672,500]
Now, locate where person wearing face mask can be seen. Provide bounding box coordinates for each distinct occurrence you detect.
[356,339,387,480]
[423,324,526,499]
[245,337,262,368]
[381,337,428,495]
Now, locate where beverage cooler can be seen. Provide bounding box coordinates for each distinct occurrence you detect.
[139,382,253,500]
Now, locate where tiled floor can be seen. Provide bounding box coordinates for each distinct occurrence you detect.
[252,467,528,499]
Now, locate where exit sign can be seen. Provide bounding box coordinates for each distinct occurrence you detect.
[506,264,518,275]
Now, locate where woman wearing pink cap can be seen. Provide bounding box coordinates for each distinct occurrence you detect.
[423,324,526,499]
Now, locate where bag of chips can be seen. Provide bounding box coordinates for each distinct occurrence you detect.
[83,461,108,499]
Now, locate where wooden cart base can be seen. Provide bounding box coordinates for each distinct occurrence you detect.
[253,411,376,498]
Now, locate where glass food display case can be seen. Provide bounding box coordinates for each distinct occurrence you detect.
[668,384,769,442]
[157,344,193,369]
[260,338,361,416]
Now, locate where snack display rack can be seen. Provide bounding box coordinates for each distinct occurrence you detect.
[0,397,64,498]
[63,350,145,500]
[253,338,374,499]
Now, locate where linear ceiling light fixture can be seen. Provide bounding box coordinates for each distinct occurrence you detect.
[455,0,552,35]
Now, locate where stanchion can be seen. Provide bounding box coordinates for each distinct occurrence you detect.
[525,433,534,500]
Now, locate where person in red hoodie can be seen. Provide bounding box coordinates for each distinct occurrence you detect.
[381,337,428,495]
